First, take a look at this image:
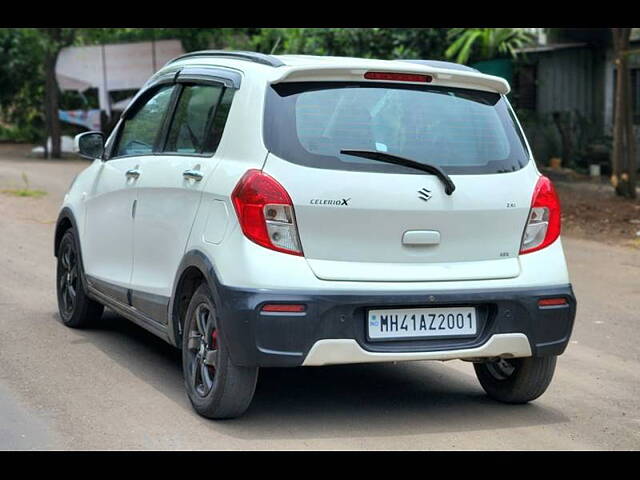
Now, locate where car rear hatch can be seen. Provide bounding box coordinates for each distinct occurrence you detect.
[262,68,537,282]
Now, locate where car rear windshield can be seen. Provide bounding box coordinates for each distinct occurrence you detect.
[264,82,530,175]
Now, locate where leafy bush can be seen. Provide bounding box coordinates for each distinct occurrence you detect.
[445,28,535,64]
[249,28,449,60]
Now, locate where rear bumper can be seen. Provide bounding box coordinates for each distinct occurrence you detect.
[215,283,577,368]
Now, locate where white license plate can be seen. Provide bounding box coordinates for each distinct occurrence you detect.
[367,306,477,340]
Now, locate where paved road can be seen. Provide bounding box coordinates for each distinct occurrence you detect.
[0,151,639,450]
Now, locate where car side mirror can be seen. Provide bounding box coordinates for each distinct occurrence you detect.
[74,131,105,160]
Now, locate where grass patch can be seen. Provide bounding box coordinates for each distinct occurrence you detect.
[0,172,47,198]
[1,188,47,198]
[625,237,640,249]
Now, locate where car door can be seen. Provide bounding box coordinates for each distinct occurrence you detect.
[129,75,237,323]
[83,84,177,304]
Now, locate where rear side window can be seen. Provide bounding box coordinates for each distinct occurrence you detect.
[165,84,222,154]
[206,88,235,154]
[264,82,529,175]
[114,85,176,157]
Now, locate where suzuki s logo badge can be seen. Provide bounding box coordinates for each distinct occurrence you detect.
[418,188,432,202]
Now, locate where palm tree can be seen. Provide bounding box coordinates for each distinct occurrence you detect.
[445,28,535,65]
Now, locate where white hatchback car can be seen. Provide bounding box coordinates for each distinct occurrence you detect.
[56,51,576,419]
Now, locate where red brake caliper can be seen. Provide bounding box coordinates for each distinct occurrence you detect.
[205,329,218,374]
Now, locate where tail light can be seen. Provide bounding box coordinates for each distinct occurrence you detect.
[231,169,303,256]
[520,176,561,255]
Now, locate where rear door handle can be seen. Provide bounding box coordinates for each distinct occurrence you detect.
[183,169,203,181]
[125,168,141,179]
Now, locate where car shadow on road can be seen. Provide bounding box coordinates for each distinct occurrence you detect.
[69,310,569,441]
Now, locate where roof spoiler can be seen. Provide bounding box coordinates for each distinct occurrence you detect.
[271,64,510,94]
[393,59,480,73]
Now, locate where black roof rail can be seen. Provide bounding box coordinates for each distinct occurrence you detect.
[167,50,285,68]
[393,59,479,73]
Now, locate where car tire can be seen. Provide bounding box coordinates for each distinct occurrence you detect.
[473,355,557,404]
[56,229,104,328]
[182,283,258,419]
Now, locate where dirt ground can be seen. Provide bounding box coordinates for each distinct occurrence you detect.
[552,176,640,250]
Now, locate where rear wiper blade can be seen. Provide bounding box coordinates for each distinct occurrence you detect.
[340,149,456,195]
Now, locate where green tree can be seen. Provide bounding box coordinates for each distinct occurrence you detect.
[0,28,77,156]
[249,28,448,60]
[0,29,45,142]
[75,28,252,52]
[39,28,77,158]
[0,28,451,150]
[444,28,534,64]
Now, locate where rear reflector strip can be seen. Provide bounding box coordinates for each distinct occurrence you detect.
[261,304,306,313]
[538,298,567,307]
[364,71,432,83]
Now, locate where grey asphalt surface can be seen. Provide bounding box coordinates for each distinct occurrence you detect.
[0,149,639,450]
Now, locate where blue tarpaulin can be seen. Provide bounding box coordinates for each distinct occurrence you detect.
[58,109,101,131]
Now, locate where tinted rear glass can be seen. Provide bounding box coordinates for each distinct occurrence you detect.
[264,82,529,175]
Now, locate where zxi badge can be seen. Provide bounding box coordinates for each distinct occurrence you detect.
[418,188,432,202]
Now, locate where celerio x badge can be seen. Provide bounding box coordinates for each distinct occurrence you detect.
[310,198,351,206]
